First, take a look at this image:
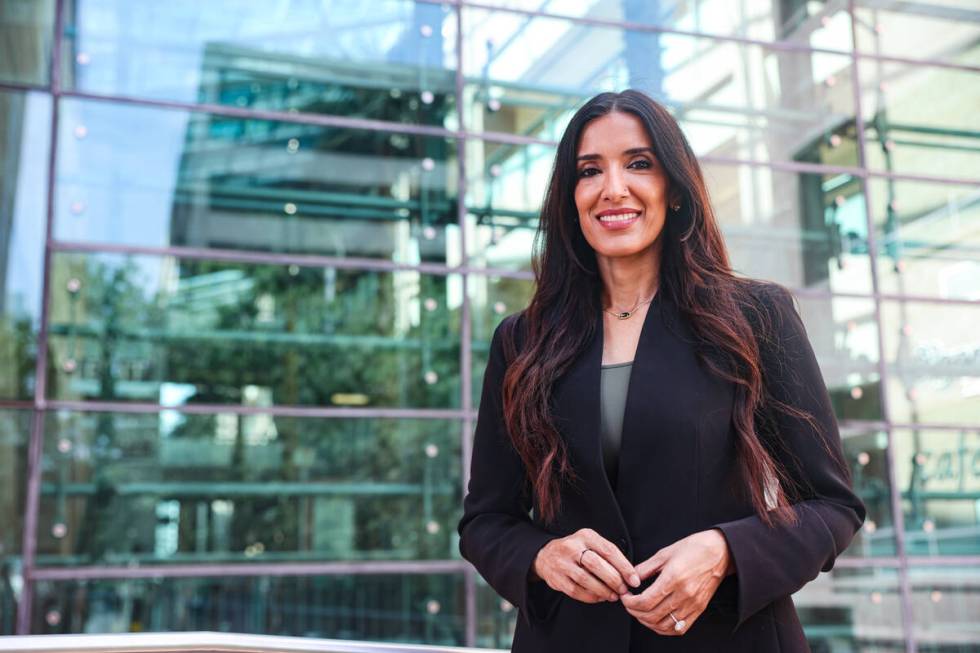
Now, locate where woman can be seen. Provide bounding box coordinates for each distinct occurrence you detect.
[457,89,865,652]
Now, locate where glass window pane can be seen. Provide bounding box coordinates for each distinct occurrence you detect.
[469,273,534,407]
[462,1,854,50]
[475,574,516,649]
[0,0,54,85]
[46,252,462,409]
[0,90,51,400]
[36,411,461,566]
[909,566,980,651]
[32,574,465,644]
[61,0,458,127]
[894,428,980,557]
[705,164,872,295]
[463,9,858,165]
[0,409,31,635]
[859,60,980,180]
[55,98,459,265]
[855,2,980,66]
[870,177,980,300]
[794,566,906,651]
[881,300,980,426]
[465,139,554,273]
[842,427,896,557]
[794,295,882,422]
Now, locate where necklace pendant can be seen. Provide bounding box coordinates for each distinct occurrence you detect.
[616,311,632,319]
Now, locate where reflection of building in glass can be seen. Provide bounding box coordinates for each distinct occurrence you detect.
[0,0,978,650]
[171,39,456,262]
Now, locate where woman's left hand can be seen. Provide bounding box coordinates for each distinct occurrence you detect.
[620,528,733,636]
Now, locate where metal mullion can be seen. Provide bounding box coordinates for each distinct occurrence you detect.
[49,238,980,303]
[703,156,980,187]
[30,560,471,581]
[30,87,980,184]
[49,239,532,280]
[847,2,915,650]
[17,411,44,635]
[852,46,980,75]
[62,88,459,139]
[834,557,901,568]
[16,0,66,635]
[889,422,980,432]
[44,399,980,437]
[0,81,50,94]
[0,400,34,410]
[900,556,980,567]
[44,399,468,420]
[452,2,479,646]
[48,245,980,298]
[867,293,979,308]
[838,418,889,433]
[791,287,980,309]
[50,240,459,276]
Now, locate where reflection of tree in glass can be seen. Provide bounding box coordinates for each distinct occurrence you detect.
[49,256,160,564]
[0,316,35,399]
[51,254,461,566]
[162,260,458,409]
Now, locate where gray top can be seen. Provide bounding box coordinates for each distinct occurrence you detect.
[599,360,633,488]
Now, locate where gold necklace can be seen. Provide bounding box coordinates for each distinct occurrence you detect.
[603,291,657,320]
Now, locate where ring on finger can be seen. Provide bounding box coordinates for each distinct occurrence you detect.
[578,548,592,567]
[668,611,687,632]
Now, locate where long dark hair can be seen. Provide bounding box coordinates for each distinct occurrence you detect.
[499,89,819,527]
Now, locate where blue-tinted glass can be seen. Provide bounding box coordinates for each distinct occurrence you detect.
[0,0,54,84]
[0,90,51,400]
[0,409,32,635]
[33,574,465,644]
[62,0,457,127]
[54,98,459,264]
[36,411,461,566]
[46,252,462,409]
[462,9,858,165]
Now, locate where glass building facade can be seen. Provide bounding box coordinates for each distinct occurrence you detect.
[0,0,977,650]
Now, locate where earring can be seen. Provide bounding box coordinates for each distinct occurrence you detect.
[670,203,681,212]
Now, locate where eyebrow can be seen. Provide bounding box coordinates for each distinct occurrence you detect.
[576,147,655,162]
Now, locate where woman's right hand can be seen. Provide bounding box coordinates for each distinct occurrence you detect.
[531,528,641,603]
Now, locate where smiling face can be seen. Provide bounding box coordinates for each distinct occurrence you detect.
[574,111,676,262]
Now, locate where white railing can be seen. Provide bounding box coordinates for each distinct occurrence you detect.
[0,633,506,653]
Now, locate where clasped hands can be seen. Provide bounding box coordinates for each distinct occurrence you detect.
[530,528,733,636]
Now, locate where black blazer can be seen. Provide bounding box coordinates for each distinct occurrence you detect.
[458,282,865,652]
